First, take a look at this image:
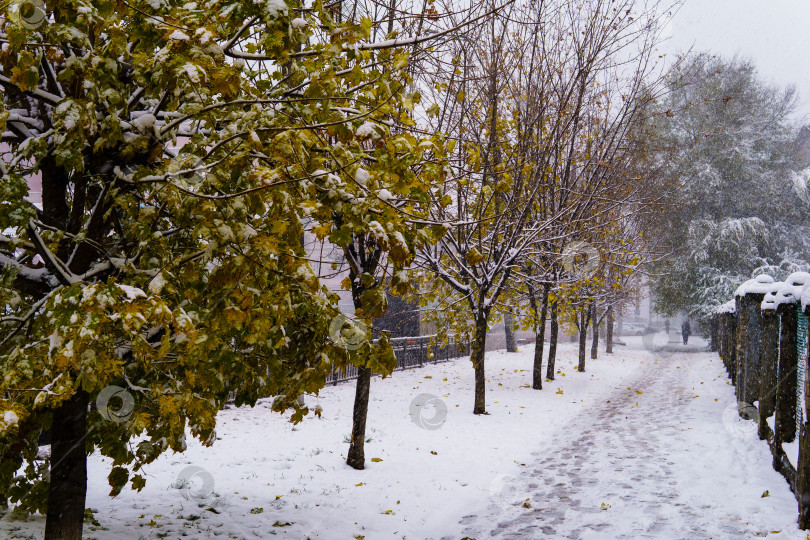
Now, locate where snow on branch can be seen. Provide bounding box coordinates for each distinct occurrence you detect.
[226,1,515,61]
[0,74,61,105]
[791,168,810,205]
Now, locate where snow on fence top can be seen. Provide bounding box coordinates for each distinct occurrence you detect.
[761,274,810,311]
[786,272,810,289]
[734,274,775,297]
[772,282,802,308]
[761,286,782,311]
[802,284,810,312]
[723,273,810,313]
[717,299,737,314]
[760,281,797,311]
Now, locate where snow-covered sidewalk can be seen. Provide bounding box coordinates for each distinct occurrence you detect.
[1,339,805,539]
[460,338,802,539]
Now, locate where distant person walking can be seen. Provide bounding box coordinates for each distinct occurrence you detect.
[664,320,670,334]
[681,320,691,345]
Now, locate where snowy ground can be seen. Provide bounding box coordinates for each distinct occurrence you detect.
[2,336,806,539]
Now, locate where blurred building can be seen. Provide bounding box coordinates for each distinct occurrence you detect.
[304,229,420,338]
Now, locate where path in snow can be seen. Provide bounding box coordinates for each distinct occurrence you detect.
[456,341,793,539]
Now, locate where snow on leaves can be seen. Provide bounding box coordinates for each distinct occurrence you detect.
[0,0,452,515]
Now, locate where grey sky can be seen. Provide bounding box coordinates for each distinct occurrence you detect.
[660,0,810,122]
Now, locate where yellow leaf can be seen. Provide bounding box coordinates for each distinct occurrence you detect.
[465,247,483,265]
[312,223,331,240]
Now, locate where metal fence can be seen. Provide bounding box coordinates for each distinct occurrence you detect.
[798,308,807,437]
[715,296,810,528]
[325,335,471,385]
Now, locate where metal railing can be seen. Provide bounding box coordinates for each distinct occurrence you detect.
[326,335,470,385]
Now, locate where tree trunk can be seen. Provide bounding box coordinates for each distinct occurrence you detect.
[387,0,396,35]
[591,307,600,360]
[504,310,517,353]
[546,302,560,381]
[533,284,549,389]
[471,314,489,415]
[546,301,558,380]
[578,309,589,372]
[606,305,614,354]
[346,366,372,470]
[45,390,89,540]
[344,243,382,471]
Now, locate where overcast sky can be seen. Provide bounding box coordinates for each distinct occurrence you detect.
[660,0,810,123]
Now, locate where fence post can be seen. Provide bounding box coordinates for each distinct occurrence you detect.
[724,312,733,377]
[760,307,779,440]
[717,313,724,359]
[743,292,766,410]
[720,313,728,370]
[735,295,747,403]
[725,313,732,374]
[776,302,799,445]
[710,314,719,352]
[716,305,736,378]
[729,313,737,384]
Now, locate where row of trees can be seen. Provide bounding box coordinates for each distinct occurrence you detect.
[336,0,672,476]
[411,0,666,413]
[0,0,684,537]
